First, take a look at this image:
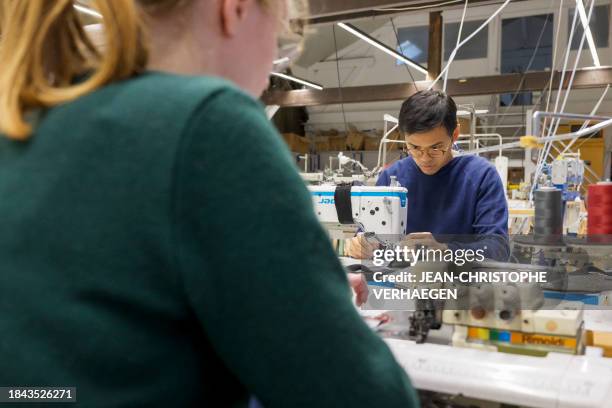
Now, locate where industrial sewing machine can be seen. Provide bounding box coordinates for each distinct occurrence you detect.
[309,184,588,352]
[309,184,612,408]
[308,184,407,245]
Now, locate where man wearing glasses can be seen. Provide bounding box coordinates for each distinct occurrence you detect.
[346,90,509,260]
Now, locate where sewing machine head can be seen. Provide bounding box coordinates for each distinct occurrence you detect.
[309,185,408,245]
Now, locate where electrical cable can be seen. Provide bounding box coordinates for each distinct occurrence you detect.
[536,3,580,174]
[443,0,469,92]
[530,0,587,199]
[427,0,512,90]
[332,24,349,134]
[547,0,595,140]
[536,2,592,186]
[494,6,553,125]
[541,0,566,138]
[390,17,419,91]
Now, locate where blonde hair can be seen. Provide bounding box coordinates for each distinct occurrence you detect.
[0,0,307,140]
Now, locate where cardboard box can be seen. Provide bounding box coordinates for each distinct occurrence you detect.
[457,117,482,135]
[586,330,612,357]
[282,133,310,154]
[329,135,346,151]
[458,117,471,135]
[346,131,365,150]
[314,136,330,152]
[321,128,340,137]
[364,135,381,151]
[386,129,404,150]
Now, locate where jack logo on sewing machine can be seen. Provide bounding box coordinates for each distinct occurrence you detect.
[318,197,335,205]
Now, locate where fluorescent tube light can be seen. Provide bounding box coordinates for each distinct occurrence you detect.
[337,22,428,76]
[270,72,323,90]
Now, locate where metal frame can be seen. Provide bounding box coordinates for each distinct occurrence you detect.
[375,114,407,172]
[458,133,504,156]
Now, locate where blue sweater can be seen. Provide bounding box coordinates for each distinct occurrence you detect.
[377,155,509,260]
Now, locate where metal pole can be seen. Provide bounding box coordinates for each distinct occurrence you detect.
[459,133,503,157]
[470,107,476,151]
[532,111,612,139]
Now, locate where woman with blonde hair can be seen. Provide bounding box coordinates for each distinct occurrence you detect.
[0,1,418,406]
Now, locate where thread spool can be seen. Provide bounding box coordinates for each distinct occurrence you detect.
[534,187,563,244]
[587,181,612,243]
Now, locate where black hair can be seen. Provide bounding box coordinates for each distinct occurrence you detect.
[398,90,457,137]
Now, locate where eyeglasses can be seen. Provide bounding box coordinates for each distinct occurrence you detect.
[406,143,451,158]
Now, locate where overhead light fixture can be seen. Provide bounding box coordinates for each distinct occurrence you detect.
[337,22,428,76]
[270,72,323,91]
[73,4,102,19]
[575,0,601,67]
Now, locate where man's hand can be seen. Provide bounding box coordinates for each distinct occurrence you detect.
[345,233,379,259]
[347,273,369,306]
[399,232,448,251]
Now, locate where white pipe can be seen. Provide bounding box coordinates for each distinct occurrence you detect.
[457,117,612,156]
[458,141,522,156]
[532,111,611,138]
[377,115,400,172]
[529,111,610,186]
[383,114,399,124]
[455,140,482,156]
[376,122,400,172]
[459,133,503,156]
[538,117,612,144]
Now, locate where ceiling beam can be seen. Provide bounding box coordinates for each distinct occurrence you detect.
[427,11,443,80]
[307,0,528,24]
[262,66,612,107]
[309,0,423,17]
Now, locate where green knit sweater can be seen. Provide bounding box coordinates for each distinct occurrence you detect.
[0,72,418,407]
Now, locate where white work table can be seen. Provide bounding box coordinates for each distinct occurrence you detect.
[385,337,612,408]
